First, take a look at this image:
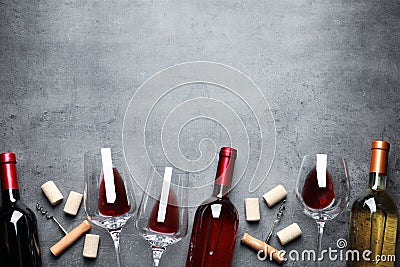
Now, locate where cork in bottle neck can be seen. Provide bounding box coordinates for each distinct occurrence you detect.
[369,141,390,175]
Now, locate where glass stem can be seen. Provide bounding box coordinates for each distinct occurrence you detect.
[151,246,166,267]
[316,220,325,267]
[109,229,122,267]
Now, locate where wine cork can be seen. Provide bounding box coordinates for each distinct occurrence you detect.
[41,180,64,206]
[50,220,92,257]
[63,191,83,216]
[276,223,302,245]
[263,185,287,208]
[241,233,286,264]
[245,198,260,222]
[83,234,100,259]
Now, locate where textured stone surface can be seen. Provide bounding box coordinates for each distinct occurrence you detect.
[1,0,400,266]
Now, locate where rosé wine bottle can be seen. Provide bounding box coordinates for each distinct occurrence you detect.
[186,147,239,267]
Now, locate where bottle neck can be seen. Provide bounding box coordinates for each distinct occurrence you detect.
[0,162,20,203]
[1,189,20,203]
[368,172,387,191]
[368,144,389,191]
[212,151,236,198]
[212,183,231,198]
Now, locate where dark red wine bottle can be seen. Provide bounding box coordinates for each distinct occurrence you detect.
[0,152,42,267]
[148,189,179,235]
[186,147,239,267]
[98,167,131,217]
[301,167,335,209]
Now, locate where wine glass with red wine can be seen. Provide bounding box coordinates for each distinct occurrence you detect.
[295,154,350,266]
[84,148,137,267]
[136,166,188,266]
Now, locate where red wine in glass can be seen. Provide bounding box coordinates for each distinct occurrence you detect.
[296,154,350,267]
[148,189,179,235]
[98,168,131,217]
[301,168,335,209]
[135,166,188,267]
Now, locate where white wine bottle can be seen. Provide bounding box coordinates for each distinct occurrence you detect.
[347,141,398,267]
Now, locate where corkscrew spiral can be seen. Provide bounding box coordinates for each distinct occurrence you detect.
[36,203,68,235]
[36,203,53,219]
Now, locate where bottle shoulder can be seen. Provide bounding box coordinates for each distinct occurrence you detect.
[351,189,398,215]
[196,197,239,216]
[200,196,237,208]
[0,201,36,219]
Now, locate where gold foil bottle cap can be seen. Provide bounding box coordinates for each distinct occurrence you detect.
[370,141,390,175]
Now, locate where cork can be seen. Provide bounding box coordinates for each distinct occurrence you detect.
[41,181,64,206]
[245,198,260,222]
[276,223,302,245]
[50,220,92,257]
[241,233,286,264]
[83,234,100,259]
[263,185,287,208]
[63,191,83,216]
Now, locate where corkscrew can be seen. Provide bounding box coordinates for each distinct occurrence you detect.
[265,200,286,244]
[36,203,68,235]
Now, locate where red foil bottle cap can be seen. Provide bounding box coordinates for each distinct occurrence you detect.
[0,152,19,190]
[0,152,16,164]
[215,147,237,186]
[219,147,237,159]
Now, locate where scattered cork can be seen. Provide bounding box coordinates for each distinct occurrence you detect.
[41,181,63,206]
[63,191,83,216]
[276,223,302,245]
[83,234,100,259]
[263,185,287,208]
[245,198,261,222]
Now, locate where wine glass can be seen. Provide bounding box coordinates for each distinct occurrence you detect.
[84,148,137,267]
[295,154,350,266]
[136,166,188,266]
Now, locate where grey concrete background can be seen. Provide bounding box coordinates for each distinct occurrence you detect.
[1,0,400,266]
